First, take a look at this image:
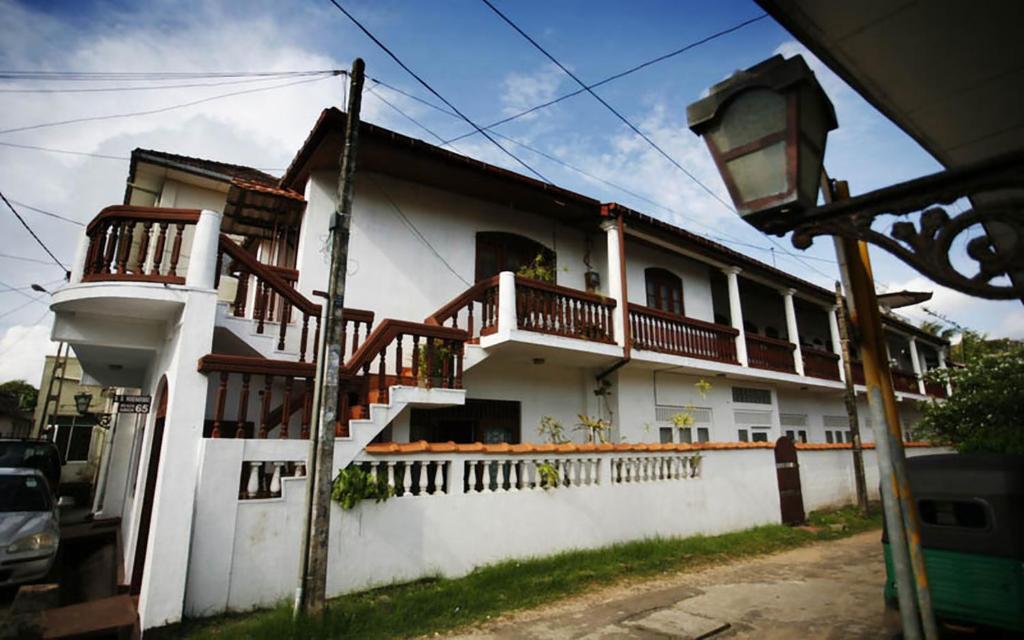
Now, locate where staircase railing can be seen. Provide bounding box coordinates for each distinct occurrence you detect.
[424,275,500,339]
[83,206,201,284]
[216,234,321,362]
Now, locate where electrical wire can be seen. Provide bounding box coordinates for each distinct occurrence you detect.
[325,0,551,184]
[441,13,769,147]
[0,189,68,271]
[0,141,288,172]
[0,74,338,136]
[0,294,47,321]
[0,69,338,81]
[0,71,336,93]
[0,279,39,301]
[8,199,84,226]
[0,252,63,266]
[0,307,54,360]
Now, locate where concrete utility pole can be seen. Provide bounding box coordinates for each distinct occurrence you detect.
[300,57,365,617]
[833,281,868,514]
[826,178,938,640]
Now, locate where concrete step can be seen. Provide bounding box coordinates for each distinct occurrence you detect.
[40,594,138,639]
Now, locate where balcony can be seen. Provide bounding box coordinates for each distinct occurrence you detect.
[628,303,738,364]
[745,334,797,374]
[82,206,203,285]
[802,347,841,381]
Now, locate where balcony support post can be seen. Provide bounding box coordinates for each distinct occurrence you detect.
[937,347,953,396]
[781,288,805,376]
[600,219,627,349]
[828,304,845,382]
[497,271,517,335]
[186,209,223,289]
[908,336,926,395]
[721,266,748,366]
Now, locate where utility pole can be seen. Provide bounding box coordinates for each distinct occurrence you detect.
[826,178,938,640]
[300,57,365,617]
[833,282,868,513]
[35,342,69,438]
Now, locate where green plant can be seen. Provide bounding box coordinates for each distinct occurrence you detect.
[671,411,695,429]
[535,462,559,489]
[575,414,610,444]
[331,464,394,510]
[416,340,452,387]
[538,416,569,444]
[694,378,712,397]
[516,252,556,283]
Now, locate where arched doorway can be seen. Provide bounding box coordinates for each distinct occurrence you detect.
[475,231,556,282]
[130,378,168,594]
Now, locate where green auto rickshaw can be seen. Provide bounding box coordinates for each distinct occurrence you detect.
[883,453,1024,635]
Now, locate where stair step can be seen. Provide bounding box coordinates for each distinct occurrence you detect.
[40,594,138,639]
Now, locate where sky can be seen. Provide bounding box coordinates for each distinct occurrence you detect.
[0,0,1021,385]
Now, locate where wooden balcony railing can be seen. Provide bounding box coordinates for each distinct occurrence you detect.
[850,360,866,385]
[924,380,948,398]
[891,369,920,394]
[746,334,797,373]
[515,276,615,343]
[83,206,201,285]
[424,275,500,339]
[628,304,738,364]
[802,347,841,381]
[198,354,316,439]
[217,235,322,362]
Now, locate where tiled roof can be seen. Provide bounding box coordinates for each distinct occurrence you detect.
[132,149,281,187]
[363,440,774,455]
[230,177,305,202]
[795,441,942,450]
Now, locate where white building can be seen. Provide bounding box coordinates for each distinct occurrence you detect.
[49,109,950,630]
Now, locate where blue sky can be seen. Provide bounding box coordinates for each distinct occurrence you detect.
[0,0,1019,383]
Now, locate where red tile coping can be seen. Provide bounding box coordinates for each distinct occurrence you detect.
[794,441,943,451]
[363,440,775,455]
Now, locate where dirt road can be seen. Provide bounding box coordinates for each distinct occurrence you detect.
[448,530,892,639]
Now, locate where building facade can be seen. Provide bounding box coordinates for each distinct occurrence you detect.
[48,109,950,629]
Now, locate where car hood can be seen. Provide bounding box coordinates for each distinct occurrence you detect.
[0,511,56,545]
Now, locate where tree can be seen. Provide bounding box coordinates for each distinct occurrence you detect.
[0,380,37,412]
[917,347,1024,454]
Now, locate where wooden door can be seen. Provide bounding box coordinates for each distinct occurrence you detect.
[775,436,805,525]
[130,380,168,594]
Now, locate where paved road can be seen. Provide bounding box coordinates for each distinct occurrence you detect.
[449,530,895,639]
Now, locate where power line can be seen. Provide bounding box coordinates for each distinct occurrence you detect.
[0,74,338,136]
[325,0,551,184]
[0,252,63,266]
[0,279,39,301]
[367,83,449,145]
[442,13,769,146]
[0,141,288,172]
[0,69,338,81]
[0,307,53,360]
[0,71,335,93]
[0,190,68,271]
[0,294,47,321]
[480,0,836,283]
[8,199,84,226]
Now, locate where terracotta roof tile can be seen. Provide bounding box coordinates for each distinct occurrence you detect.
[363,440,778,455]
[133,148,280,186]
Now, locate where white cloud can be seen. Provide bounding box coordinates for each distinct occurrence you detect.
[0,320,57,385]
[884,276,1024,340]
[499,63,565,120]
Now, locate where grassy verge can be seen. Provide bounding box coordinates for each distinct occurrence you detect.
[168,505,881,640]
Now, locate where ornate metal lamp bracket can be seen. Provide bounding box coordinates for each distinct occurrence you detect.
[777,151,1024,300]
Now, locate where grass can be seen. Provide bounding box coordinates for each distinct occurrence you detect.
[165,505,881,640]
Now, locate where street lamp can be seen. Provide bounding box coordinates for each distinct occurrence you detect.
[73,391,93,416]
[687,55,836,227]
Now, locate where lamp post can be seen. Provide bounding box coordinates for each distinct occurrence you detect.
[73,391,111,428]
[687,54,938,640]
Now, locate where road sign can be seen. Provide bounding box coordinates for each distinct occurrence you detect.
[116,394,151,414]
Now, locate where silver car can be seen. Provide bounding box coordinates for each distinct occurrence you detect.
[0,467,60,587]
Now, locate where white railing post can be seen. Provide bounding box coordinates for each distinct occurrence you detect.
[449,453,467,495]
[186,209,223,288]
[908,336,926,395]
[828,305,845,382]
[497,271,517,335]
[722,266,748,366]
[69,232,91,285]
[601,220,627,347]
[782,288,804,376]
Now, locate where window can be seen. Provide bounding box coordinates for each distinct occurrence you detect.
[51,415,95,462]
[751,432,769,442]
[919,500,988,529]
[785,429,795,440]
[738,429,749,442]
[825,431,834,444]
[732,387,772,404]
[797,430,807,443]
[659,427,674,444]
[697,427,710,443]
[475,232,555,282]
[644,268,683,314]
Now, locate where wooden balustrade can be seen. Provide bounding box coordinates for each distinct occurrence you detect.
[924,380,948,398]
[424,275,500,339]
[217,235,324,362]
[83,206,201,284]
[198,354,316,439]
[628,303,739,363]
[802,346,841,381]
[515,276,615,343]
[746,334,797,373]
[891,369,920,394]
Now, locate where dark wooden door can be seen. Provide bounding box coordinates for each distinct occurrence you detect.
[774,436,805,525]
[130,381,167,594]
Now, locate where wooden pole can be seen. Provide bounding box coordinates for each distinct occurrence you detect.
[300,58,364,617]
[833,281,868,513]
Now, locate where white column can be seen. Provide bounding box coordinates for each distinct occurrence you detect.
[600,220,626,347]
[497,271,517,335]
[68,232,91,285]
[937,347,952,396]
[908,336,926,395]
[827,305,845,382]
[722,267,747,366]
[185,209,223,289]
[781,288,804,376]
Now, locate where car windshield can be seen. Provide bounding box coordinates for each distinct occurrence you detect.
[0,475,52,512]
[0,441,61,486]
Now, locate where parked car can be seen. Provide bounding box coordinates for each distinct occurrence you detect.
[0,467,60,587]
[0,438,62,495]
[883,453,1024,635]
